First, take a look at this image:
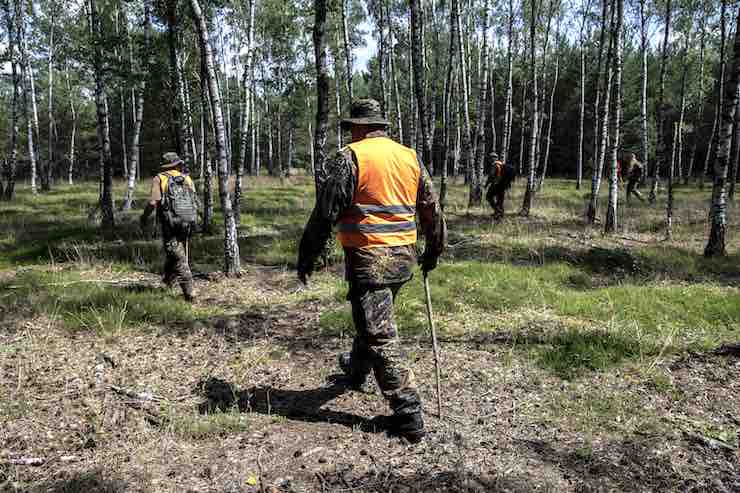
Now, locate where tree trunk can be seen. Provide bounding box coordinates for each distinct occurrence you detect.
[334,49,342,149]
[341,0,353,101]
[729,84,740,200]
[590,0,609,194]
[647,0,672,204]
[577,0,591,190]
[122,0,152,211]
[452,0,472,185]
[47,3,56,191]
[410,0,433,169]
[586,0,615,224]
[166,0,186,156]
[234,0,255,224]
[539,27,560,192]
[115,8,127,181]
[313,0,330,185]
[604,0,623,234]
[377,0,387,118]
[518,78,528,177]
[2,0,19,200]
[701,0,726,192]
[89,0,115,231]
[65,62,76,186]
[501,0,514,163]
[520,0,539,217]
[686,13,706,185]
[18,14,38,196]
[638,0,649,189]
[705,0,738,257]
[666,122,678,238]
[676,35,689,185]
[388,9,403,143]
[469,0,489,207]
[442,0,460,206]
[191,0,241,274]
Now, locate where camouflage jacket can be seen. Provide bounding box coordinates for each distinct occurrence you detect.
[298,131,447,286]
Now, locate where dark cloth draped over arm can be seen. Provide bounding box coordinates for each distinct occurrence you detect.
[297,149,357,276]
[416,160,446,261]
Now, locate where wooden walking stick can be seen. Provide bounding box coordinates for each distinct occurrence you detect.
[423,272,443,419]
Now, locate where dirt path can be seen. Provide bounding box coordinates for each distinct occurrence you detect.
[1,269,738,492]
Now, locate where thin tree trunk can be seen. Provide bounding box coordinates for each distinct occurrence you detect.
[388,9,403,143]
[705,0,738,257]
[638,0,649,189]
[518,78,528,177]
[89,0,115,231]
[334,49,342,149]
[648,0,672,204]
[18,16,38,195]
[701,0,726,191]
[313,0,330,185]
[676,35,689,185]
[469,0,489,207]
[586,0,615,224]
[191,0,240,275]
[234,0,255,224]
[47,3,56,190]
[539,28,560,191]
[377,0,387,118]
[166,0,186,156]
[605,0,623,233]
[666,122,678,238]
[410,0,433,169]
[452,0,472,186]
[115,8,127,181]
[577,0,592,190]
[501,0,514,163]
[686,12,706,185]
[341,0,353,101]
[21,51,37,197]
[65,62,76,186]
[520,0,539,217]
[729,84,740,200]
[2,0,19,200]
[122,0,152,211]
[591,0,609,194]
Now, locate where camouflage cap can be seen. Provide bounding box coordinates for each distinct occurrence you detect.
[340,99,389,131]
[160,152,184,170]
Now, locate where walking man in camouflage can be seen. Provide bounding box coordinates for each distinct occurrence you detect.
[140,152,198,301]
[297,99,446,443]
[485,153,515,221]
[625,153,645,204]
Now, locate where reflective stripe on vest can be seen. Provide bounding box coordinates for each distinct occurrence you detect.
[337,137,420,249]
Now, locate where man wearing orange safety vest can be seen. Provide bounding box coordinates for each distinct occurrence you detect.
[297,99,446,443]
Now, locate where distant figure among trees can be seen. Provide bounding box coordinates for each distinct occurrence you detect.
[485,153,516,221]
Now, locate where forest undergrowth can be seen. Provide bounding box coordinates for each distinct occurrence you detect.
[1,176,738,492]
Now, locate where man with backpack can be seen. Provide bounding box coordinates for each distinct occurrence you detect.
[140,152,198,301]
[485,153,515,221]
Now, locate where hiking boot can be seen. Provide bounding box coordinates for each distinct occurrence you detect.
[368,413,425,443]
[337,353,374,393]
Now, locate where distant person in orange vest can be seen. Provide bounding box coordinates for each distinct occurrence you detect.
[297,99,446,443]
[485,153,515,221]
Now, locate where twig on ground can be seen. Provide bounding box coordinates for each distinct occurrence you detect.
[109,385,161,402]
[3,455,78,466]
[257,447,266,493]
[5,279,153,289]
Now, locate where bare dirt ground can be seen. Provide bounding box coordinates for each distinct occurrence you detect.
[1,267,738,493]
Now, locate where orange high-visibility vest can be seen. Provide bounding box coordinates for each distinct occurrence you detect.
[337,137,421,249]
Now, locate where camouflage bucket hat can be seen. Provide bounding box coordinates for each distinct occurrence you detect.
[340,99,389,131]
[160,152,184,170]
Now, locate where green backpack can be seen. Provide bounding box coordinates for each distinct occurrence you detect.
[161,174,197,232]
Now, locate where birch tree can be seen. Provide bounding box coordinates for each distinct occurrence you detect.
[705,3,740,257]
[191,0,241,275]
[520,0,540,217]
[313,0,330,185]
[604,0,623,234]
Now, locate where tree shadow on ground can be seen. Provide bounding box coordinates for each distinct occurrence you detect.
[19,469,130,493]
[195,376,373,431]
[518,434,738,492]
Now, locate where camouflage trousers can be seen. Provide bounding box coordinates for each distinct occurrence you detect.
[626,179,645,203]
[346,282,422,416]
[162,232,193,298]
[486,184,505,220]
